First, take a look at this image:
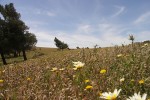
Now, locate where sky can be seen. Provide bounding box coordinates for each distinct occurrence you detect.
[0,0,150,48]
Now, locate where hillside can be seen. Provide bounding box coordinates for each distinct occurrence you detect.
[0,44,150,99]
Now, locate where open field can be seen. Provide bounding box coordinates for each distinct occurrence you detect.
[0,44,150,99]
[0,47,57,66]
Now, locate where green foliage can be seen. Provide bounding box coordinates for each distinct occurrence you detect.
[0,3,37,64]
[54,37,69,50]
[24,31,37,50]
[129,34,135,44]
[143,40,150,44]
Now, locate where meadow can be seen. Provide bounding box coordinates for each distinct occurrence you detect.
[0,43,150,100]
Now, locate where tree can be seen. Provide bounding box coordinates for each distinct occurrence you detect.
[0,3,37,64]
[143,40,150,44]
[0,18,9,65]
[0,3,28,60]
[129,34,134,45]
[24,31,37,50]
[54,37,68,50]
[76,46,80,49]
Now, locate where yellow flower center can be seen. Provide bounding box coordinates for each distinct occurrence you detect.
[106,96,111,99]
[106,94,117,100]
[112,94,117,100]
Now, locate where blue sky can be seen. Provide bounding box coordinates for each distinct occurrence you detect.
[1,0,150,48]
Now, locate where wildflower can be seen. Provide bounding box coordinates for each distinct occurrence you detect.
[141,45,145,48]
[144,43,148,46]
[99,91,102,96]
[27,78,31,81]
[139,80,144,84]
[85,79,90,83]
[127,92,147,100]
[0,80,4,83]
[59,68,65,71]
[76,66,83,69]
[85,85,93,90]
[72,61,85,70]
[100,69,106,74]
[51,67,58,71]
[120,78,125,82]
[100,89,121,100]
[73,75,76,78]
[73,67,78,70]
[73,61,85,68]
[131,79,134,82]
[0,70,5,74]
[117,54,123,57]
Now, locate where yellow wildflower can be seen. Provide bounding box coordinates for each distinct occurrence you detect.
[51,67,58,71]
[85,85,93,90]
[59,68,65,71]
[85,80,90,83]
[117,54,123,57]
[0,80,4,83]
[139,80,144,84]
[27,78,31,81]
[100,69,106,74]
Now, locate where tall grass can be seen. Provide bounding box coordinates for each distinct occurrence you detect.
[0,44,150,99]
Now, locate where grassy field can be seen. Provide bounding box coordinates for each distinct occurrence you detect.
[0,44,150,99]
[0,47,57,66]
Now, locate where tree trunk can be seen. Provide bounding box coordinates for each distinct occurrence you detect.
[18,51,21,56]
[0,52,7,65]
[22,49,27,61]
[14,51,18,57]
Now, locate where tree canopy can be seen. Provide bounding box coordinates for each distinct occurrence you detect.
[0,3,37,65]
[54,37,68,50]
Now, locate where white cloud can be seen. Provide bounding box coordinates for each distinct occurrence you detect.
[46,11,56,16]
[112,6,125,17]
[24,20,47,28]
[35,10,56,17]
[98,22,130,45]
[134,12,150,24]
[30,22,131,48]
[77,24,92,34]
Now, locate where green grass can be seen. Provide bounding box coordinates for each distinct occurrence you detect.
[0,47,57,66]
[0,44,150,99]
